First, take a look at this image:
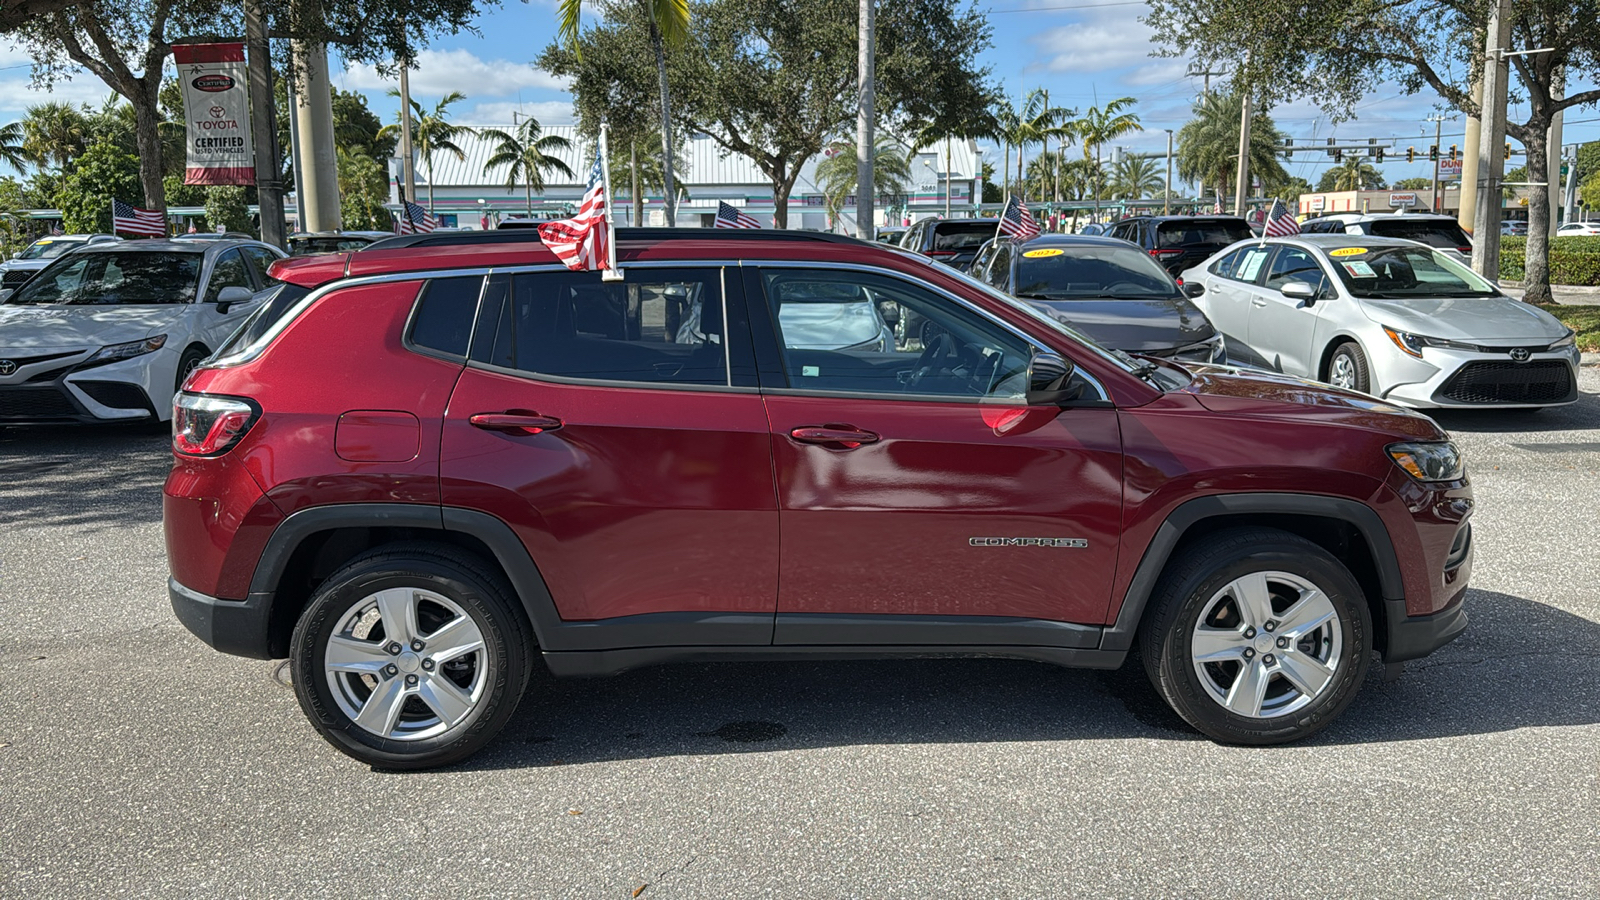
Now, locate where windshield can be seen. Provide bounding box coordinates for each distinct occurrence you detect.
[1156,219,1253,248]
[1325,245,1500,299]
[932,223,998,251]
[290,236,377,256]
[4,252,202,305]
[1366,218,1471,249]
[1015,244,1181,299]
[18,239,83,260]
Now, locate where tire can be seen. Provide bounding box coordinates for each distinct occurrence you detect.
[289,543,533,769]
[1138,527,1371,746]
[1325,341,1371,394]
[175,346,208,394]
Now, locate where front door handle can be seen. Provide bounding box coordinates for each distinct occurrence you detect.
[469,411,563,435]
[1251,298,1268,307]
[789,425,880,449]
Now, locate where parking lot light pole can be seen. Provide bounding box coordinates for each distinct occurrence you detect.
[1164,129,1173,216]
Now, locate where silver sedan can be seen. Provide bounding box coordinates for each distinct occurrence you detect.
[1178,234,1580,408]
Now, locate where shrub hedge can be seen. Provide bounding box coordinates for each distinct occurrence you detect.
[1499,235,1600,284]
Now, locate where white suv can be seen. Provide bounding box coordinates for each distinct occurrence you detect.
[0,238,284,424]
[1299,213,1473,265]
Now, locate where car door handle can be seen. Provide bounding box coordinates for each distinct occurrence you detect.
[1251,298,1268,307]
[469,411,563,435]
[789,425,880,449]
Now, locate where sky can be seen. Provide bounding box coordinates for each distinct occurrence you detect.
[3,0,1599,192]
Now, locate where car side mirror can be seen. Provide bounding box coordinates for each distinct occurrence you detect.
[213,285,254,313]
[1027,350,1083,406]
[1281,281,1316,306]
[0,288,11,302]
[1181,281,1205,298]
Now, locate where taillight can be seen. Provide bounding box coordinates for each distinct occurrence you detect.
[927,250,959,258]
[1150,248,1183,258]
[173,393,260,457]
[1456,246,1472,253]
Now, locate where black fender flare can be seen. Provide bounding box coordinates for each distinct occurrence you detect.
[1098,493,1405,653]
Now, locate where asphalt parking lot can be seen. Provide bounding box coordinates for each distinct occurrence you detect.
[2,373,1597,898]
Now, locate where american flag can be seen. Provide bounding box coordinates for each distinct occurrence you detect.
[395,200,438,234]
[1211,197,1223,214]
[538,147,610,272]
[996,196,1040,241]
[1262,198,1301,237]
[714,201,759,229]
[112,199,167,237]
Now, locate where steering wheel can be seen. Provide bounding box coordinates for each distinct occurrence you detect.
[909,332,955,391]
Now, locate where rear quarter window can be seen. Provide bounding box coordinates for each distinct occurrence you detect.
[408,276,484,358]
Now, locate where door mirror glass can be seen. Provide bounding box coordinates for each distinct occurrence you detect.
[1182,281,1205,298]
[1026,350,1081,405]
[1281,281,1316,302]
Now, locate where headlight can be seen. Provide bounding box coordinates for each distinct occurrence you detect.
[1549,331,1576,350]
[1387,441,1465,482]
[86,334,167,364]
[1383,327,1475,358]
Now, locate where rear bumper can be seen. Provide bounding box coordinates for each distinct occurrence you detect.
[169,577,275,659]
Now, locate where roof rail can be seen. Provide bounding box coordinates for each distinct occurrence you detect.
[362,227,876,252]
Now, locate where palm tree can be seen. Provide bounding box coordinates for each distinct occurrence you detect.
[21,102,90,170]
[0,121,29,174]
[480,118,576,217]
[613,140,688,225]
[382,91,474,212]
[1327,156,1383,192]
[992,89,1074,200]
[816,137,913,221]
[1067,98,1142,216]
[1108,156,1163,200]
[1176,91,1288,209]
[560,0,689,227]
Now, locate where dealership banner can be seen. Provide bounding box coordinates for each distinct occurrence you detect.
[173,43,254,185]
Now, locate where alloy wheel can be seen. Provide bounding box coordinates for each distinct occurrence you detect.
[1329,354,1357,389]
[1189,571,1343,719]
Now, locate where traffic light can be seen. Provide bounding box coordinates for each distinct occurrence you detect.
[1333,149,1343,162]
[1283,137,1294,159]
[1407,147,1415,163]
[1449,145,1458,161]
[1506,142,1514,158]
[1375,147,1385,162]
[1429,145,1439,161]
[1327,137,1336,159]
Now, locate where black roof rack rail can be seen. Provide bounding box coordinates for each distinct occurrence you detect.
[362,227,876,252]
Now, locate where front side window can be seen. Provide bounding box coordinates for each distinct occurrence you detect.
[204,250,253,302]
[986,242,1012,287]
[758,268,1030,400]
[5,251,202,305]
[1263,246,1332,295]
[485,268,729,386]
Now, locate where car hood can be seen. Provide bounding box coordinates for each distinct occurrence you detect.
[0,304,184,351]
[1028,297,1215,352]
[1178,365,1445,439]
[1357,295,1569,344]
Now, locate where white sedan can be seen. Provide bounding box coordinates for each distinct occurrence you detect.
[1556,222,1600,236]
[0,239,284,423]
[1178,234,1579,408]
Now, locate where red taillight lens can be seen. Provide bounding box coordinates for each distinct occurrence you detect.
[173,393,259,457]
[927,250,959,258]
[1457,246,1472,253]
[1150,248,1183,258]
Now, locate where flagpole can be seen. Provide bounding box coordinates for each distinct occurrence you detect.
[598,122,623,282]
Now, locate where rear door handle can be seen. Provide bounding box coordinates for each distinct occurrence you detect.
[469,411,563,435]
[789,425,880,449]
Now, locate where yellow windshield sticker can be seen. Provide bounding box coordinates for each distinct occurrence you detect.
[1021,248,1064,258]
[1329,247,1368,257]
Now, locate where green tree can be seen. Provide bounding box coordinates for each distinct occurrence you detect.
[991,88,1074,200]
[1391,177,1431,190]
[204,185,251,234]
[1580,171,1600,212]
[56,139,143,233]
[1108,156,1163,200]
[337,149,391,230]
[479,118,575,217]
[1269,176,1313,203]
[815,136,913,220]
[0,121,28,174]
[383,90,472,212]
[1323,156,1384,192]
[1176,90,1287,208]
[1067,97,1142,212]
[20,101,89,170]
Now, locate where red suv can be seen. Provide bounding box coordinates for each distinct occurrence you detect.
[165,229,1473,768]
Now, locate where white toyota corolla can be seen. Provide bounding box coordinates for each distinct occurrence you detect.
[0,238,285,424]
[1179,234,1580,408]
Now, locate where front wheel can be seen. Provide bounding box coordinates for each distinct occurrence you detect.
[290,544,532,769]
[1326,341,1371,394]
[1139,527,1371,745]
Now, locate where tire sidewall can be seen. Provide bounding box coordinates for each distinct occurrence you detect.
[1331,342,1370,393]
[290,556,525,768]
[1154,544,1371,745]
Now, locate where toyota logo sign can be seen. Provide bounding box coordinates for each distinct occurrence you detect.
[0,360,16,376]
[1509,347,1531,362]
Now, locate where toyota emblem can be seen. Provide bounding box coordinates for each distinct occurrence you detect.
[1509,347,1531,362]
[0,360,16,376]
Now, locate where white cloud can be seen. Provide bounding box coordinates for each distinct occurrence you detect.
[340,48,568,99]
[0,41,135,119]
[1032,23,1159,74]
[460,100,576,126]
[1125,62,1189,88]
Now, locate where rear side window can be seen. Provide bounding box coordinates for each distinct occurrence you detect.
[1366,219,1471,249]
[1157,219,1253,247]
[485,268,729,386]
[408,276,483,358]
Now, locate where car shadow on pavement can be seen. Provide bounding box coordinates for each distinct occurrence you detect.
[0,423,171,530]
[1429,385,1600,434]
[451,588,1600,771]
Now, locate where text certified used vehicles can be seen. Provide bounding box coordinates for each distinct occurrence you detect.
[166,228,1473,768]
[1179,234,1578,407]
[0,239,285,423]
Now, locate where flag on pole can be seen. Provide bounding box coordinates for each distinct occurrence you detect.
[1211,197,1223,214]
[395,200,438,234]
[713,201,760,229]
[112,200,167,237]
[1262,198,1301,237]
[539,145,611,272]
[996,196,1040,241]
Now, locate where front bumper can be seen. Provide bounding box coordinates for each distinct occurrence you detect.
[169,577,275,659]
[1384,599,1469,662]
[1377,345,1580,409]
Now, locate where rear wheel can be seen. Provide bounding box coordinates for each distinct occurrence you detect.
[1326,341,1371,394]
[1139,528,1371,745]
[290,544,532,769]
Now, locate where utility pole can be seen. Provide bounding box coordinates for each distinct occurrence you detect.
[1187,64,1228,96]
[397,62,417,208]
[244,0,284,247]
[1164,128,1173,216]
[1563,144,1578,225]
[1548,70,1564,235]
[1426,114,1447,213]
[1458,85,1481,233]
[1232,54,1253,217]
[855,0,875,240]
[284,64,304,232]
[944,136,952,219]
[1471,0,1512,279]
[289,0,341,233]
